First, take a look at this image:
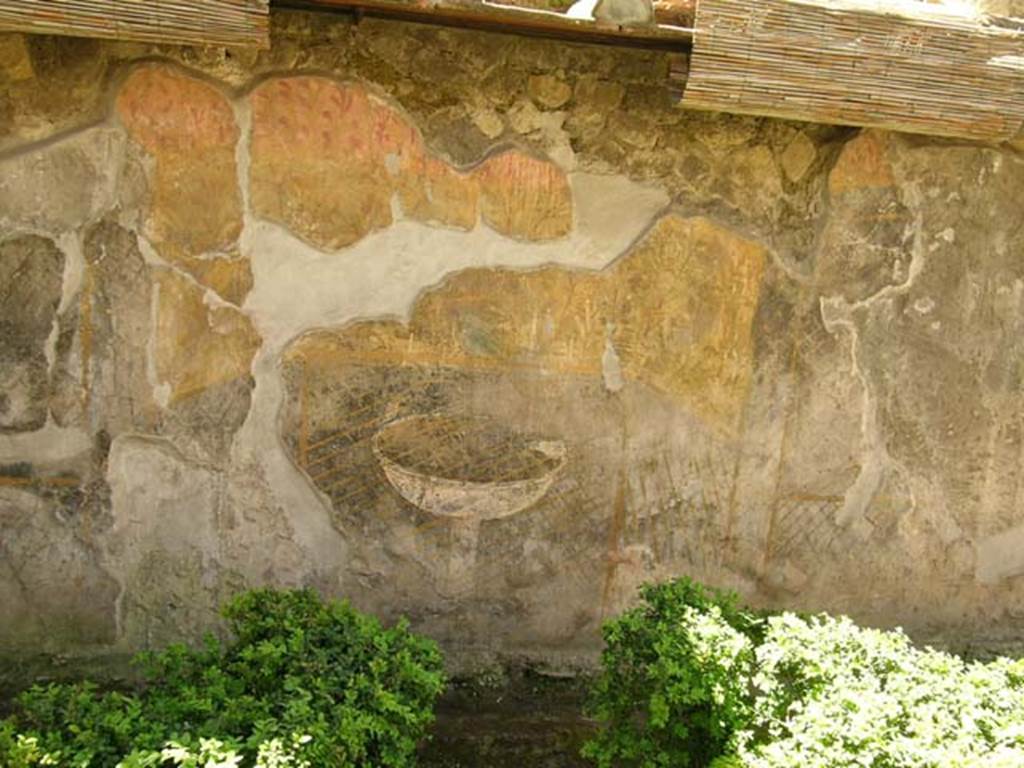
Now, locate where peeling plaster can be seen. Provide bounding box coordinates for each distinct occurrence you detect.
[243,172,668,348]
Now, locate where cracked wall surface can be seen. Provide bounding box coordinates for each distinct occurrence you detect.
[1,10,1024,676]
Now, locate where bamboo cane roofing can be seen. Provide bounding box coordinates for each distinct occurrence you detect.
[678,0,1024,141]
[0,0,269,48]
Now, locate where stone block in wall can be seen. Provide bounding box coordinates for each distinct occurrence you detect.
[0,487,119,650]
[50,221,157,435]
[0,128,124,235]
[779,131,817,183]
[0,235,63,432]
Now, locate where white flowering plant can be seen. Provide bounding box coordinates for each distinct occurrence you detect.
[116,734,313,768]
[584,577,1024,768]
[736,613,1024,768]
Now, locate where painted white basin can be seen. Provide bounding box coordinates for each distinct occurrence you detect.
[371,414,566,521]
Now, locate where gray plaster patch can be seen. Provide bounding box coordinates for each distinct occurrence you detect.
[0,422,91,464]
[104,435,223,645]
[0,486,119,650]
[976,523,1024,584]
[0,127,125,234]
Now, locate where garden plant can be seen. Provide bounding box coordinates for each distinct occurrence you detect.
[0,588,446,768]
[583,576,1024,768]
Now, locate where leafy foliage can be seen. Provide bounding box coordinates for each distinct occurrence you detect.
[1,588,445,767]
[583,577,1024,768]
[736,613,1024,768]
[581,577,764,767]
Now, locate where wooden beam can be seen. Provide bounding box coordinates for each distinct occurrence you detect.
[278,0,693,50]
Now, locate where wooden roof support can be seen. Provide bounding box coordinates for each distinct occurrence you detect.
[279,0,694,49]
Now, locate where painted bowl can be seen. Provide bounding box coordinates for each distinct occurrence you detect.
[371,414,566,521]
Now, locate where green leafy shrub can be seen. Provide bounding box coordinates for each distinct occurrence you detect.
[10,681,165,766]
[0,721,60,768]
[581,577,765,767]
[1,588,446,767]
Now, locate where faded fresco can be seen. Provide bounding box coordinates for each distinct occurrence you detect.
[278,213,765,641]
[1,12,1024,675]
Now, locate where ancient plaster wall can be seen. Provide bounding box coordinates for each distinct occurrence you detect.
[1,11,1024,674]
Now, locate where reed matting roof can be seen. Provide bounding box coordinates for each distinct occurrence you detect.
[0,0,269,48]
[678,0,1024,141]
